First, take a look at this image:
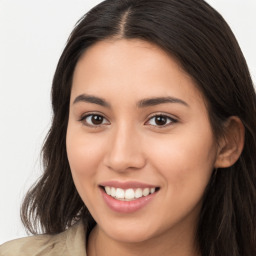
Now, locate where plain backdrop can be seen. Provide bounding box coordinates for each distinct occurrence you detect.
[0,0,255,244]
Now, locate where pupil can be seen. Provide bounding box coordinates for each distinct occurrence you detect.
[155,116,167,125]
[92,115,103,125]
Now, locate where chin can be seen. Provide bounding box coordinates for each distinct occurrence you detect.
[100,220,161,244]
[110,230,154,243]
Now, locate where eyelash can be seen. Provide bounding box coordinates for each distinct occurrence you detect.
[79,113,110,128]
[79,113,177,128]
[145,113,178,127]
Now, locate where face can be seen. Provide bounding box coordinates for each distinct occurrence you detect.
[66,39,219,244]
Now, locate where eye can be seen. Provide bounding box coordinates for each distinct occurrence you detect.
[80,114,110,127]
[146,114,177,127]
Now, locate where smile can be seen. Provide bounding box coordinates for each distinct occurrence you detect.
[99,182,160,213]
[104,186,158,201]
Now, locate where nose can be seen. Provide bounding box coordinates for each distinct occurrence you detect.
[103,124,146,173]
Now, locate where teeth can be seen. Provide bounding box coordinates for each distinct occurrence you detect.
[135,188,142,198]
[116,188,125,199]
[125,189,135,200]
[143,188,149,196]
[111,187,116,197]
[104,186,157,201]
[105,186,111,195]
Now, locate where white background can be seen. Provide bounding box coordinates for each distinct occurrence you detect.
[0,0,255,244]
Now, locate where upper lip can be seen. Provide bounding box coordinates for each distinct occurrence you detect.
[99,181,159,189]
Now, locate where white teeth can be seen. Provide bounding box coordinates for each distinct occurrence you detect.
[125,188,135,200]
[150,188,155,194]
[104,186,157,201]
[105,186,111,195]
[143,188,150,196]
[135,188,142,198]
[116,188,125,199]
[111,187,116,197]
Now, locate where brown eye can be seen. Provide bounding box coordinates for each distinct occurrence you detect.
[155,116,168,126]
[147,115,176,127]
[91,115,104,125]
[82,114,109,126]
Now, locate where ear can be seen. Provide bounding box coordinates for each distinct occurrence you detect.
[214,116,245,168]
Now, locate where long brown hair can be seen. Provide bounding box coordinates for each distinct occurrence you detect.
[21,0,256,255]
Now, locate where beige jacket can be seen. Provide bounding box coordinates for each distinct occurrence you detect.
[0,222,87,256]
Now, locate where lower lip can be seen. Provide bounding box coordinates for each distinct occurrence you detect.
[100,188,158,213]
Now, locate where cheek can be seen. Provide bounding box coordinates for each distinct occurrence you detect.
[148,127,217,191]
[146,131,216,224]
[66,126,103,173]
[66,127,103,200]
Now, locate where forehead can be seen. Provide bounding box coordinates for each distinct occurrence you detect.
[71,39,206,109]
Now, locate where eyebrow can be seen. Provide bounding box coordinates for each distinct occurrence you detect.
[73,94,189,108]
[137,97,189,108]
[73,94,110,108]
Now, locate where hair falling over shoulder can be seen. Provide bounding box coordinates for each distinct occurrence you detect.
[21,0,256,255]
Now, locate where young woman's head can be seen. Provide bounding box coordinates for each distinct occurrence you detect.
[21,0,256,255]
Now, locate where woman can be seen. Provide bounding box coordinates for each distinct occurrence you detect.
[1,0,255,255]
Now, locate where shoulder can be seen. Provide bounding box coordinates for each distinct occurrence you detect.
[0,221,86,256]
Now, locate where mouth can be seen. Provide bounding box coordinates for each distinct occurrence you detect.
[99,185,160,201]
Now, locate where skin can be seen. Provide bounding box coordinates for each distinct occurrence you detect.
[66,39,243,256]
